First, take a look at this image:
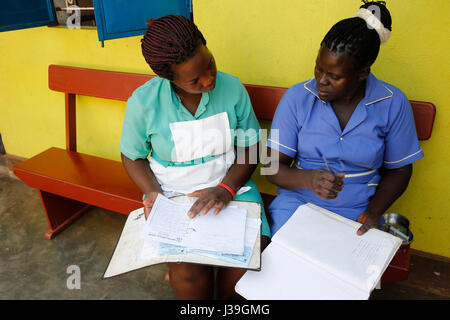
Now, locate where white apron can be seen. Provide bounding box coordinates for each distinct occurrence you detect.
[149,112,236,195]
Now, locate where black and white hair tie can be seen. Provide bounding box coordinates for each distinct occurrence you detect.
[355,8,391,44]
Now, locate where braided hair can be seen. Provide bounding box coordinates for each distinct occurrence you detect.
[321,1,392,69]
[141,15,207,80]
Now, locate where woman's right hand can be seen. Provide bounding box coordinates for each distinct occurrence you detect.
[143,191,161,219]
[306,169,344,200]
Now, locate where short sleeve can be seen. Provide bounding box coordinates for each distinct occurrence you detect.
[266,88,300,158]
[120,94,152,160]
[383,93,424,169]
[234,82,261,147]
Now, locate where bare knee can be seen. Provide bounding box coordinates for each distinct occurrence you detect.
[169,263,212,283]
[168,264,214,300]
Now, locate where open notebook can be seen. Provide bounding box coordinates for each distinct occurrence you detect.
[103,195,261,279]
[235,203,402,300]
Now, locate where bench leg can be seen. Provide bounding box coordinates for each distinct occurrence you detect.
[38,191,91,239]
[381,245,410,284]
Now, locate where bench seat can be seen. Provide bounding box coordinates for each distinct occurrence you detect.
[14,147,142,238]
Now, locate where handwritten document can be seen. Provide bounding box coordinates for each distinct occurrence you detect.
[140,194,247,255]
[273,204,401,293]
[235,203,402,300]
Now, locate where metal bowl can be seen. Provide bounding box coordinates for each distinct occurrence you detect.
[380,213,414,245]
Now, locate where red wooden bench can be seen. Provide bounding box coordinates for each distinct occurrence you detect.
[13,65,436,285]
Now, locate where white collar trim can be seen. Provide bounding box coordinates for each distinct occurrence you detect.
[365,85,393,106]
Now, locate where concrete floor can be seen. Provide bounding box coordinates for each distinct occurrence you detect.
[1,171,449,300]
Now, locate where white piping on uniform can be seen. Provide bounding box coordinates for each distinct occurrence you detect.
[303,80,326,103]
[295,162,376,178]
[344,169,376,178]
[267,139,297,152]
[384,149,423,164]
[365,85,394,106]
[304,78,394,107]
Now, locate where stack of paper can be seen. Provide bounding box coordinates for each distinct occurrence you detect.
[103,195,262,279]
[140,194,248,255]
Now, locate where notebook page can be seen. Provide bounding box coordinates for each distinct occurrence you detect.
[140,194,246,255]
[273,203,402,293]
[235,242,369,300]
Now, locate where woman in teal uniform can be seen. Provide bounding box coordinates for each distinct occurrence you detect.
[120,15,270,299]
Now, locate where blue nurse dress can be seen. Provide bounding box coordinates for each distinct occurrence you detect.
[267,73,424,235]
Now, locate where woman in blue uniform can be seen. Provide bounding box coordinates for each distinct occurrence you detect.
[120,15,271,299]
[266,1,423,235]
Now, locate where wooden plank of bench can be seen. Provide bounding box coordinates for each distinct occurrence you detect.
[245,84,287,121]
[38,191,92,239]
[49,65,153,101]
[379,246,410,284]
[410,101,436,140]
[49,65,156,152]
[13,147,142,238]
[13,147,142,212]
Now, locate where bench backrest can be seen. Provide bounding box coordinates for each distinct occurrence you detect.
[48,65,436,152]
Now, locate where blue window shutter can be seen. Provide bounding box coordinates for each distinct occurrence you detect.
[0,0,56,32]
[93,0,192,47]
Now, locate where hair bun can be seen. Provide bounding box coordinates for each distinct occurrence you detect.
[356,1,392,44]
[146,18,156,29]
[360,1,392,30]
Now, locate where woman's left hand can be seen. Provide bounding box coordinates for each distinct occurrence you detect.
[187,186,234,218]
[356,211,382,235]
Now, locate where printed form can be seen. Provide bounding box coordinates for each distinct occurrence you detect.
[140,194,247,255]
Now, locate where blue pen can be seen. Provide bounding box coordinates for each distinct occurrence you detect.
[315,147,335,175]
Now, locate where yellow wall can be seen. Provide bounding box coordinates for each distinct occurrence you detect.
[0,0,448,257]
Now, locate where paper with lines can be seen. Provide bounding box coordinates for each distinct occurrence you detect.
[140,194,246,255]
